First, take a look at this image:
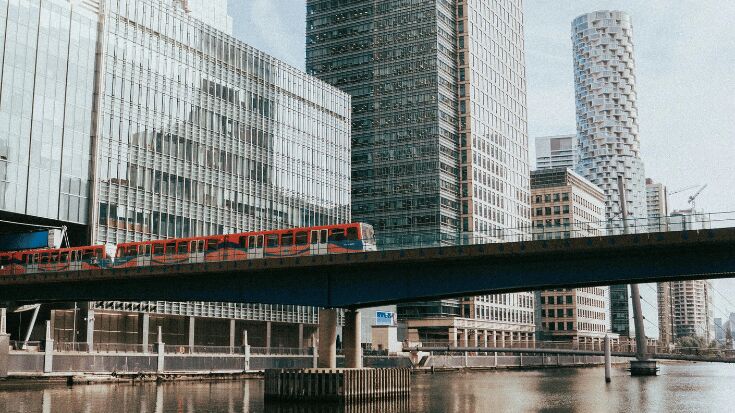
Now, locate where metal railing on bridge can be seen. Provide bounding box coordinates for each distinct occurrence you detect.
[0,212,731,277]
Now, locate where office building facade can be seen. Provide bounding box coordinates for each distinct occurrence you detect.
[306,0,534,344]
[0,0,351,348]
[530,168,611,346]
[535,134,576,170]
[530,167,605,240]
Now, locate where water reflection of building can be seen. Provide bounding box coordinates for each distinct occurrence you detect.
[0,0,351,349]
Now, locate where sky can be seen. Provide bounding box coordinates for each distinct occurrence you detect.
[227,1,735,332]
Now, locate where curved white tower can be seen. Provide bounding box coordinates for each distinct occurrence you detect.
[572,11,646,228]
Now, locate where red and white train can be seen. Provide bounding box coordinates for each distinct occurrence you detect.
[0,222,376,275]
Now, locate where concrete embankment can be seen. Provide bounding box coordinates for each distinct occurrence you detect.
[416,354,631,372]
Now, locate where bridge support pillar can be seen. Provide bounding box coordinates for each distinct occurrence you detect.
[298,323,304,349]
[139,313,150,353]
[317,309,337,368]
[344,309,362,369]
[188,317,195,351]
[85,308,95,352]
[242,330,251,371]
[229,319,236,354]
[44,321,53,373]
[0,333,7,378]
[266,321,272,351]
[156,326,165,374]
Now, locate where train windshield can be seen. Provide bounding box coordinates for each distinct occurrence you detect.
[360,223,374,241]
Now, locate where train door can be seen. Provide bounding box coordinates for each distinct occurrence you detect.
[247,234,264,259]
[265,233,280,257]
[310,229,329,255]
[190,240,205,263]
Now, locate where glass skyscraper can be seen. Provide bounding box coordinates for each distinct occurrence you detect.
[0,0,97,229]
[306,0,535,344]
[0,0,352,348]
[94,0,351,245]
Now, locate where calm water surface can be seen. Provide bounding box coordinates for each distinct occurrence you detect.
[0,363,731,412]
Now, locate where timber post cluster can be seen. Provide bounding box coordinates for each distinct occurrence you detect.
[264,368,411,401]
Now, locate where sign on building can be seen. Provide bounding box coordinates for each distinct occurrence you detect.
[375,311,395,326]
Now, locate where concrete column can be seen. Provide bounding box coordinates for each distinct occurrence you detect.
[461,329,468,347]
[317,309,337,369]
[492,331,497,348]
[298,323,304,349]
[242,330,251,371]
[344,309,362,369]
[1,307,6,334]
[156,326,165,373]
[483,330,488,348]
[499,331,505,348]
[188,317,195,350]
[572,336,579,350]
[265,321,272,350]
[449,327,458,348]
[311,333,318,368]
[229,319,236,354]
[473,330,479,347]
[85,308,95,352]
[508,332,514,348]
[531,333,536,349]
[0,331,8,378]
[139,313,150,353]
[43,321,54,373]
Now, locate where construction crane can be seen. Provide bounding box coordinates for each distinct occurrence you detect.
[668,184,699,196]
[687,184,707,210]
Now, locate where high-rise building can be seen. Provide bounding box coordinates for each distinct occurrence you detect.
[646,178,668,231]
[715,318,724,344]
[670,280,714,342]
[657,282,675,347]
[306,0,535,345]
[572,11,647,337]
[572,10,646,225]
[0,0,351,348]
[176,0,232,34]
[530,167,605,240]
[535,135,576,170]
[530,168,612,347]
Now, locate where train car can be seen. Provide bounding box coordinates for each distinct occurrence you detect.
[1,245,108,275]
[113,234,228,268]
[225,222,376,258]
[111,222,377,269]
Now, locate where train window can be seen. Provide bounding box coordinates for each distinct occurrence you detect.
[165,243,175,254]
[282,232,293,246]
[347,227,358,241]
[144,245,151,256]
[0,256,9,266]
[197,240,205,252]
[153,244,164,254]
[266,234,279,248]
[239,236,247,249]
[248,236,256,249]
[60,252,69,262]
[329,229,345,242]
[178,243,187,254]
[207,239,218,251]
[257,235,263,248]
[311,230,318,244]
[127,246,138,256]
[320,230,328,243]
[296,231,308,246]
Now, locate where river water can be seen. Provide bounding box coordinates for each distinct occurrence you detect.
[0,363,731,412]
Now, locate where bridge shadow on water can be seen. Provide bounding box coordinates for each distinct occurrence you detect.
[264,397,410,413]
